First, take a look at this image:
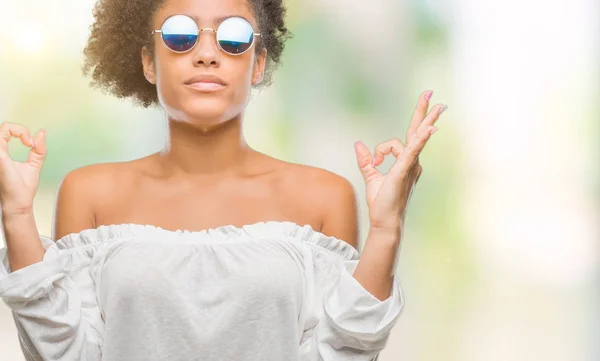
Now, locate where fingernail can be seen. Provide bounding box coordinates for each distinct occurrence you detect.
[30,137,35,148]
[439,105,448,114]
[430,126,438,135]
[371,158,376,167]
[425,90,433,101]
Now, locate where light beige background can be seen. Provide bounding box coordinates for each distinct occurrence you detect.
[1,0,598,360]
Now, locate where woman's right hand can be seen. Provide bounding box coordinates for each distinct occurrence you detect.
[0,122,47,216]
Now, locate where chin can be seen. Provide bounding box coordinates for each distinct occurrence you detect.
[160,90,245,126]
[163,96,222,120]
[189,97,226,114]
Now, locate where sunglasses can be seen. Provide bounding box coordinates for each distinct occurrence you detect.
[151,15,261,55]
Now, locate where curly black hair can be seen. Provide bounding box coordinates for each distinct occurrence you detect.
[82,0,292,108]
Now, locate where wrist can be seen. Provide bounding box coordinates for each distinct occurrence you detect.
[2,208,35,222]
[367,225,403,246]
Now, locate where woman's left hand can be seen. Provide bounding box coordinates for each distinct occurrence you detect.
[354,90,447,232]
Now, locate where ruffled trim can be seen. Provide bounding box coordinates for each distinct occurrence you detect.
[279,223,359,261]
[1,222,359,274]
[51,221,360,260]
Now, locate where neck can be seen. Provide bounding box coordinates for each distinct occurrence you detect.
[158,114,253,177]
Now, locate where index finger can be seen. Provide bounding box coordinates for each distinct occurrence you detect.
[0,122,34,149]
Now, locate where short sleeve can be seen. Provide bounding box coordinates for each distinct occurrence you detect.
[298,232,405,360]
[0,233,106,361]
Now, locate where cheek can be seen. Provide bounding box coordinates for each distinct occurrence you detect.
[153,52,182,92]
[229,65,254,101]
[229,54,261,98]
[153,58,191,112]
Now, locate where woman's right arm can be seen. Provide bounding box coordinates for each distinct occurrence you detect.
[1,168,105,361]
[0,122,47,272]
[0,123,104,360]
[2,126,96,271]
[2,211,45,272]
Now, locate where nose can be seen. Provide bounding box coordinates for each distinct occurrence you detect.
[192,28,220,67]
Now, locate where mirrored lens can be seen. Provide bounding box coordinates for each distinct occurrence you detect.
[217,17,255,55]
[161,15,198,52]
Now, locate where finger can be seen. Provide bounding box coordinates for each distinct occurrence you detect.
[0,122,34,161]
[354,141,381,182]
[390,126,436,177]
[372,138,405,167]
[0,122,34,148]
[413,104,447,141]
[406,90,433,143]
[26,129,47,167]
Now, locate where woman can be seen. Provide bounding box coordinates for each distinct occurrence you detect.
[0,0,447,360]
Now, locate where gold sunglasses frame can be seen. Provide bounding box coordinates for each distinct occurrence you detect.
[151,15,262,55]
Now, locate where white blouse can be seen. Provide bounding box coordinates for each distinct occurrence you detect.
[0,221,404,361]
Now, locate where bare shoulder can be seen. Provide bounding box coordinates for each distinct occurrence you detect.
[52,160,140,240]
[285,163,356,202]
[58,160,137,201]
[279,162,360,248]
[59,162,125,189]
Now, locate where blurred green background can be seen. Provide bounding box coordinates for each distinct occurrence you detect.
[0,0,598,360]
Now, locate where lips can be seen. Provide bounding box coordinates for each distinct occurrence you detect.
[185,74,227,85]
[187,83,226,91]
[184,74,227,92]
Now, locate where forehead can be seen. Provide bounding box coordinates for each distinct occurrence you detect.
[155,0,255,27]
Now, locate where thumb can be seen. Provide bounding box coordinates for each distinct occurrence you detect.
[354,141,378,182]
[26,129,47,168]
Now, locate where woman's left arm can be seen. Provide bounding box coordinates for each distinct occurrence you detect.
[304,91,447,360]
[324,90,447,301]
[353,92,447,300]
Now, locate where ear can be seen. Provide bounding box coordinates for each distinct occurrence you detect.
[252,47,267,86]
[141,46,156,85]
